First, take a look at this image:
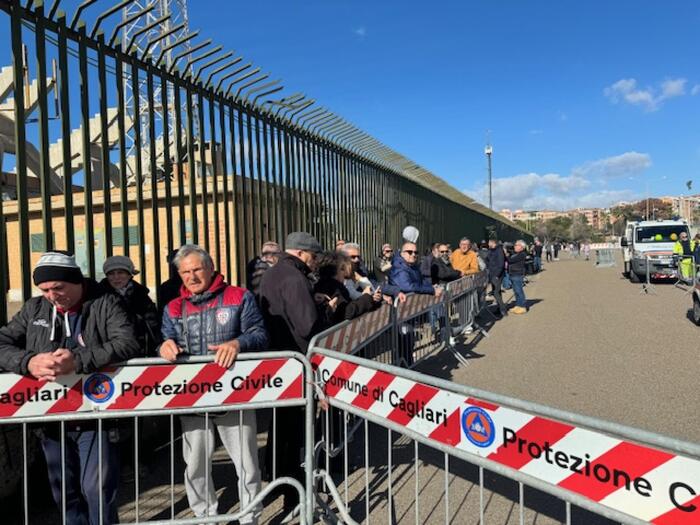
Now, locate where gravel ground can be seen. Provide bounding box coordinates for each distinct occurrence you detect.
[5,251,698,523]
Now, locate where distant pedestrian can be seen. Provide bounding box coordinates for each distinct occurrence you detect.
[485,239,508,318]
[583,242,591,261]
[545,242,553,263]
[532,240,543,273]
[508,240,528,314]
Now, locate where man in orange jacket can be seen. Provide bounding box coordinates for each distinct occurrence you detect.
[450,237,480,275]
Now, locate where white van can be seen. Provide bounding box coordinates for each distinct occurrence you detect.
[620,219,690,283]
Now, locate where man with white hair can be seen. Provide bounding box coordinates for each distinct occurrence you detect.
[160,244,267,524]
[508,240,528,314]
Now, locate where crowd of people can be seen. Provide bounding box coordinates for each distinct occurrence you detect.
[0,227,535,524]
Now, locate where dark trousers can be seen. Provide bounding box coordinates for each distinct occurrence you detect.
[546,252,552,262]
[265,406,304,506]
[41,429,120,525]
[511,275,526,308]
[490,276,507,315]
[533,256,541,272]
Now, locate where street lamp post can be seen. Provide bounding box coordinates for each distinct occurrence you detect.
[485,143,493,210]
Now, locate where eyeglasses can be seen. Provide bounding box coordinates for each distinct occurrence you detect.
[383,249,393,254]
[262,251,278,257]
[403,250,417,255]
[439,250,449,254]
[349,255,361,260]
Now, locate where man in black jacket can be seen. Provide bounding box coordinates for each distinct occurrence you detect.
[258,231,324,512]
[0,251,140,525]
[431,243,461,285]
[485,239,508,318]
[508,240,528,314]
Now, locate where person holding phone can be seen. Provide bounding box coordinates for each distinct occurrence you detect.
[314,251,383,324]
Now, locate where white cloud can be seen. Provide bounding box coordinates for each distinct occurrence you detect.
[604,77,687,111]
[572,151,652,179]
[466,172,590,211]
[465,152,650,211]
[691,84,700,96]
[354,27,367,38]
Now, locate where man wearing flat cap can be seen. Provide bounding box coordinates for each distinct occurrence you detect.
[258,231,325,513]
[0,250,141,524]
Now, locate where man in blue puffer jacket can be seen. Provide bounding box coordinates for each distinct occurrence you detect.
[389,241,444,297]
[160,244,267,525]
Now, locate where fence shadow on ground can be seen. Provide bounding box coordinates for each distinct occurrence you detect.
[328,422,616,525]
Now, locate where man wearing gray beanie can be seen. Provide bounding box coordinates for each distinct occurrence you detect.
[0,250,141,524]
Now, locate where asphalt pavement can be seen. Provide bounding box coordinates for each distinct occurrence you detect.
[418,251,699,444]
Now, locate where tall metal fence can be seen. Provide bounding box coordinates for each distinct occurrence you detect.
[0,0,525,325]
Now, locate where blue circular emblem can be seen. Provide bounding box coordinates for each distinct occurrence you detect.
[83,373,115,403]
[461,406,496,448]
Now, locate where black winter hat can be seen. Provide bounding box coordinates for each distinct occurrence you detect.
[33,251,84,285]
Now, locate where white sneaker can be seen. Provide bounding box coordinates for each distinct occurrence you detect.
[449,336,458,346]
[462,325,474,335]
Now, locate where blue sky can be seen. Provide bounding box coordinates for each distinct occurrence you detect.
[188,0,700,211]
[2,1,699,212]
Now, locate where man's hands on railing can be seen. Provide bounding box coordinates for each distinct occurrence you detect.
[27,348,76,381]
[434,286,444,299]
[159,338,183,362]
[208,340,240,369]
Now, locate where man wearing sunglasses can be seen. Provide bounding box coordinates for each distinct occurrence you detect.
[389,242,444,297]
[431,243,462,285]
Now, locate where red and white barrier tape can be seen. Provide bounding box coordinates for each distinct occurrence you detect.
[312,354,699,524]
[0,358,304,419]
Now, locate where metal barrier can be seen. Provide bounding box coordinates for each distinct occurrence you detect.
[0,352,315,525]
[310,347,700,525]
[311,303,396,364]
[639,253,656,295]
[673,254,696,291]
[595,249,616,268]
[394,292,450,368]
[5,344,699,524]
[310,274,492,369]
